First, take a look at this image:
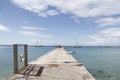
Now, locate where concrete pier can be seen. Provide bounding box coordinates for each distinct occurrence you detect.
[7,48,95,80]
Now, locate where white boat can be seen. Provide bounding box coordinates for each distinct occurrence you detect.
[74,38,81,48]
[34,40,43,48]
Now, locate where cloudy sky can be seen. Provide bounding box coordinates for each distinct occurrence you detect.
[0,0,120,46]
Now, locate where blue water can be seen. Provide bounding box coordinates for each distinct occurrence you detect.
[0,46,120,80]
[0,46,54,80]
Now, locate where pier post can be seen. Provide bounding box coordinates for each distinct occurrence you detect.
[13,44,18,74]
[24,44,28,66]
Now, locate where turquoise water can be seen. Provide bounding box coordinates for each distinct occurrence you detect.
[0,46,120,80]
[0,46,54,80]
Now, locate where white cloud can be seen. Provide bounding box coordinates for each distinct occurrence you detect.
[70,16,81,24]
[11,0,120,18]
[38,10,59,17]
[19,26,53,38]
[11,0,59,17]
[11,0,120,24]
[21,26,47,30]
[19,30,37,36]
[86,28,120,46]
[39,34,54,38]
[96,17,120,27]
[101,28,120,37]
[19,30,54,38]
[0,24,10,32]
[11,0,48,13]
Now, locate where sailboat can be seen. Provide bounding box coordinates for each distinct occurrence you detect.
[74,44,81,48]
[34,40,43,48]
[74,38,81,48]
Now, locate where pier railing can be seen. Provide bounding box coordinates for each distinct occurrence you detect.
[13,44,28,74]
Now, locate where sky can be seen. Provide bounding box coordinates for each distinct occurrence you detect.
[0,0,120,46]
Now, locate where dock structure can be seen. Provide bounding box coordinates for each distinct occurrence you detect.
[8,47,95,80]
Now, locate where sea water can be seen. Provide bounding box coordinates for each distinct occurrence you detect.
[0,46,120,80]
[64,46,120,80]
[0,46,54,80]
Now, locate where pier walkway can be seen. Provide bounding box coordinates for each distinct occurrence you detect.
[8,48,95,80]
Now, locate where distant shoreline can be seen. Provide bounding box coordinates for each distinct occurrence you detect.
[0,45,120,48]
